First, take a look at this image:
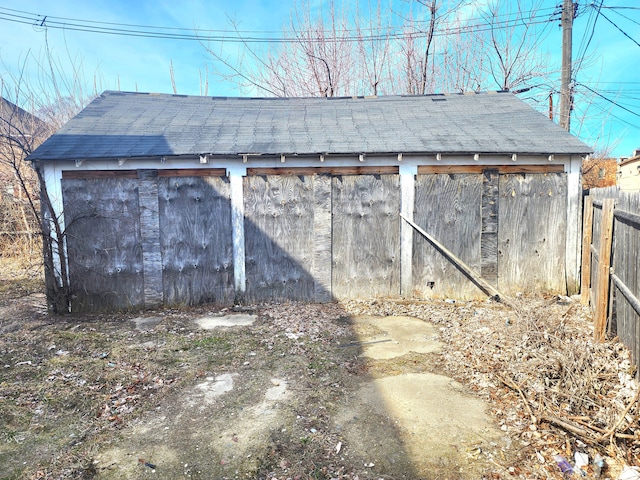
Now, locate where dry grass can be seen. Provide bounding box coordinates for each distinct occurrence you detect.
[344,297,640,478]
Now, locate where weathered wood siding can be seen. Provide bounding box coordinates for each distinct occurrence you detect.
[58,164,574,311]
[613,194,640,364]
[243,175,328,302]
[498,173,567,294]
[62,177,144,311]
[331,174,400,299]
[585,188,640,374]
[158,176,234,305]
[481,169,499,284]
[412,174,482,299]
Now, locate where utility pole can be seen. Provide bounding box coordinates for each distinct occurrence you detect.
[559,0,573,131]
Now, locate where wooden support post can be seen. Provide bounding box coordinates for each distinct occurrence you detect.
[580,196,593,305]
[137,169,164,307]
[400,213,515,308]
[594,198,615,342]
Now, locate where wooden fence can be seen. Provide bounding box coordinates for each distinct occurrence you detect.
[583,187,640,368]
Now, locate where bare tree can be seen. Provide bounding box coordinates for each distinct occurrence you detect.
[0,45,98,312]
[480,0,552,92]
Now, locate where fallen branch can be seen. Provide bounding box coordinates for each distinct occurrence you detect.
[495,373,536,425]
[540,414,598,442]
[599,388,640,442]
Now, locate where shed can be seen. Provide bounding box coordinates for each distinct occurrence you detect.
[28,90,592,312]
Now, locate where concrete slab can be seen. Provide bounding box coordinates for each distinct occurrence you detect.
[353,315,442,359]
[131,316,162,332]
[194,314,257,329]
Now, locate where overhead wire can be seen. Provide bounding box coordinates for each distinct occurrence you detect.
[597,9,640,47]
[0,5,559,44]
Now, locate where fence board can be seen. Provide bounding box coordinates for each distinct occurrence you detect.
[412,173,482,299]
[62,178,144,311]
[332,174,400,299]
[580,196,594,305]
[243,175,317,302]
[159,176,234,305]
[594,199,614,342]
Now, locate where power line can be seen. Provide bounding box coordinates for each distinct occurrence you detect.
[577,83,640,118]
[0,5,557,44]
[598,9,640,47]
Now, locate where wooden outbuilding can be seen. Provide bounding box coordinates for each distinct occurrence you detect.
[28,91,592,312]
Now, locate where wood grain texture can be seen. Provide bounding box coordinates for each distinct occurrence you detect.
[497,173,567,294]
[611,192,640,363]
[137,170,163,307]
[243,175,317,302]
[331,174,400,300]
[313,175,333,302]
[580,196,594,305]
[594,198,614,342]
[158,176,234,306]
[481,169,499,284]
[418,165,564,175]
[62,177,144,311]
[248,166,399,176]
[412,173,482,299]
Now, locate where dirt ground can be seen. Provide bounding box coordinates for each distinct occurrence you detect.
[1,272,639,479]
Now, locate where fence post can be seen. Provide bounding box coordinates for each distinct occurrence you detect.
[580,196,593,305]
[594,198,615,342]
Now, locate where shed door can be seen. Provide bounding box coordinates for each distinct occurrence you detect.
[331,174,400,299]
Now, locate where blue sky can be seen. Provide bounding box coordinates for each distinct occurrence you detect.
[0,0,638,157]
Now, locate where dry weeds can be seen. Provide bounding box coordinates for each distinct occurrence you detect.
[344,296,640,478]
[1,263,639,479]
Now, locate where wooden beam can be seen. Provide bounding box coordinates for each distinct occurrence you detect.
[581,196,594,305]
[417,164,564,175]
[400,213,515,308]
[62,170,138,179]
[157,168,226,177]
[594,198,615,342]
[62,168,227,179]
[247,166,399,176]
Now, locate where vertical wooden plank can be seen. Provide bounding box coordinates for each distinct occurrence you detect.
[158,176,234,306]
[413,173,483,299]
[230,172,246,301]
[62,177,144,311]
[498,173,567,294]
[580,196,594,305]
[243,175,316,303]
[40,163,67,303]
[565,159,582,295]
[413,173,482,299]
[594,198,614,342]
[590,203,603,311]
[313,174,333,302]
[331,174,400,300]
[481,169,499,285]
[137,170,163,308]
[400,165,416,296]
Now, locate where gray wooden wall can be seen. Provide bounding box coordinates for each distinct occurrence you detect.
[60,167,570,311]
[62,177,144,311]
[158,176,234,306]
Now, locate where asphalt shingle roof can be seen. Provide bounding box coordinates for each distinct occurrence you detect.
[27,90,592,161]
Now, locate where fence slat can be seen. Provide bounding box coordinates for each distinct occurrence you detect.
[594,198,615,342]
[581,196,593,305]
